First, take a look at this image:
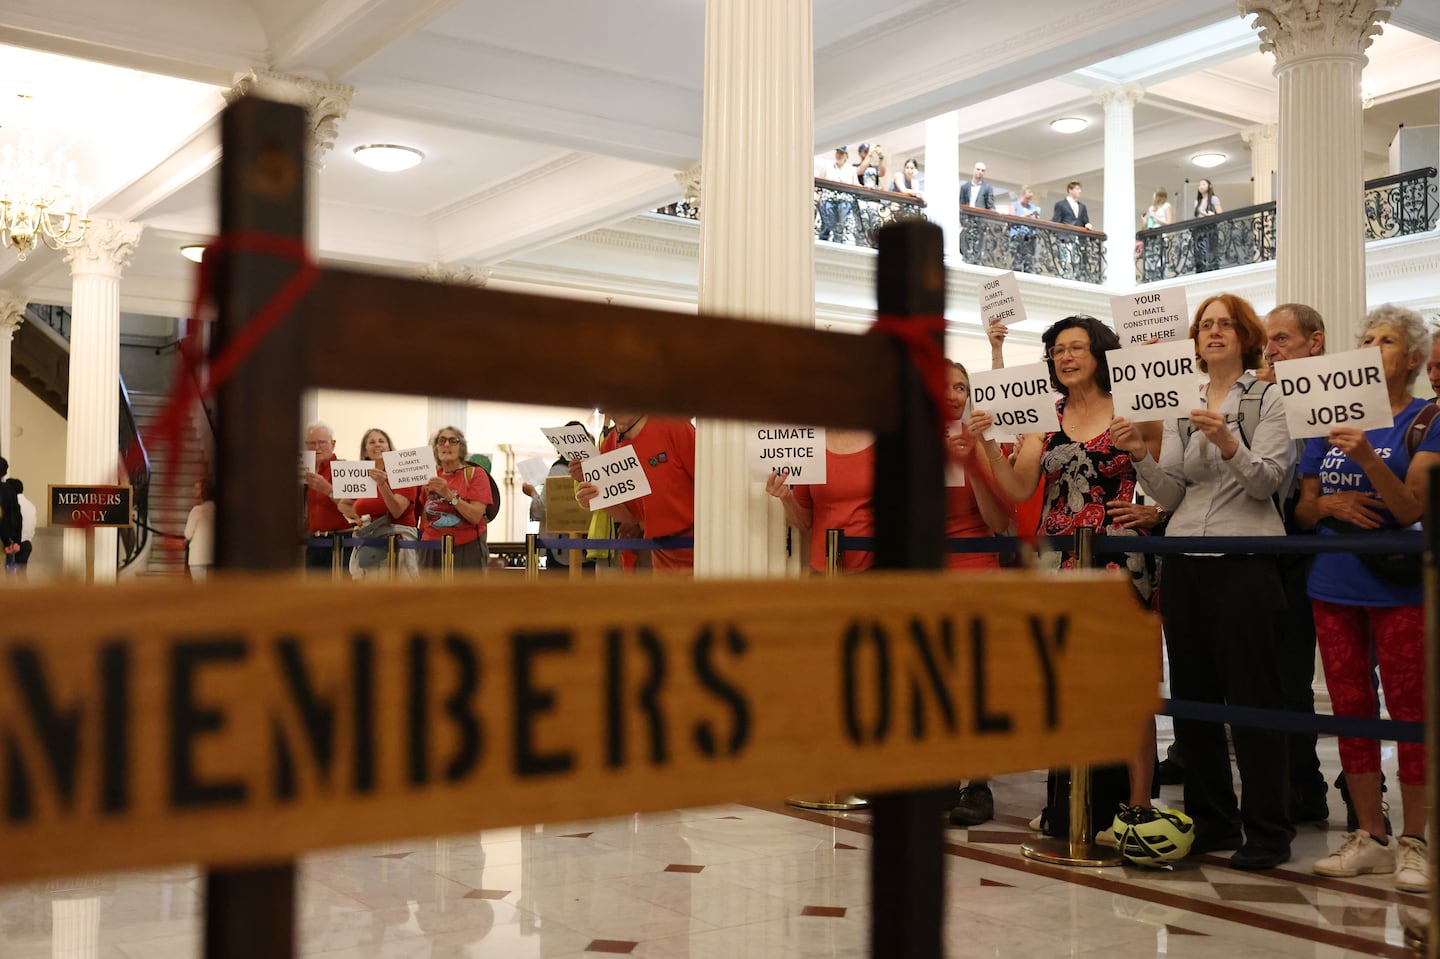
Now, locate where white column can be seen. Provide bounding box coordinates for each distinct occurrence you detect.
[0,291,25,460]
[694,0,814,578]
[62,219,143,582]
[924,112,961,262]
[51,897,100,959]
[1241,0,1400,349]
[1242,124,1279,204]
[1097,85,1143,291]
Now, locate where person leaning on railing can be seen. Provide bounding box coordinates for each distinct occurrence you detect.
[1112,292,1295,871]
[1292,304,1440,892]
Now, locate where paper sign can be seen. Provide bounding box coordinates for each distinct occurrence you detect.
[300,450,316,474]
[518,456,551,489]
[968,362,1060,441]
[383,447,436,488]
[544,476,590,532]
[979,271,1027,328]
[746,425,827,484]
[542,425,601,462]
[1110,288,1189,346]
[1106,340,1201,423]
[1273,347,1393,439]
[581,445,652,509]
[330,461,376,498]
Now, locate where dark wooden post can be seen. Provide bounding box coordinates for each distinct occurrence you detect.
[868,220,950,959]
[206,94,309,959]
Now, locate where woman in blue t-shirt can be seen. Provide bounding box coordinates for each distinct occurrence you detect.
[1294,303,1440,892]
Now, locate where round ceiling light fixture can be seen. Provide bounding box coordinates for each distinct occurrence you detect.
[1049,117,1088,134]
[353,144,424,172]
[1191,152,1227,168]
[180,244,206,263]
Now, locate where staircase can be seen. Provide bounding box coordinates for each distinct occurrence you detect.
[128,392,211,575]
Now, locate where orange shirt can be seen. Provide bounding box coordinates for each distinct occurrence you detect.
[945,482,1000,571]
[306,455,349,533]
[605,417,696,538]
[791,445,875,573]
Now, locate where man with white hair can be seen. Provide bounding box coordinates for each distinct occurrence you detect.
[302,421,351,571]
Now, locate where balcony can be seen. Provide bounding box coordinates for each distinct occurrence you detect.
[956,209,1107,285]
[1138,166,1438,282]
[658,178,928,250]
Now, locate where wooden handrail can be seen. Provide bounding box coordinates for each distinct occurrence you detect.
[959,205,1106,239]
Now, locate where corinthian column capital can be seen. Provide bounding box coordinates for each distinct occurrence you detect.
[64,219,143,280]
[1238,0,1400,64]
[1094,84,1144,110]
[1241,123,1279,146]
[226,69,355,167]
[675,164,702,206]
[419,263,490,287]
[0,290,26,338]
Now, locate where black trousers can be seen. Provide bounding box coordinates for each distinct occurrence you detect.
[1161,554,1294,852]
[1276,553,1325,800]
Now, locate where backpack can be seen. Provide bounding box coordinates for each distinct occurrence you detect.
[1403,401,1440,458]
[1177,378,1287,518]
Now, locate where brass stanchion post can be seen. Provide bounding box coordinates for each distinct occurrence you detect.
[386,534,397,574]
[789,527,868,812]
[1023,525,1123,867]
[331,533,344,581]
[525,533,539,582]
[442,534,454,582]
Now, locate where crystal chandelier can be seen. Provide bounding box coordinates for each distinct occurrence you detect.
[0,137,90,261]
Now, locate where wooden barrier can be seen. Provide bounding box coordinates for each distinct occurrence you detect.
[0,573,1155,887]
[0,96,1162,959]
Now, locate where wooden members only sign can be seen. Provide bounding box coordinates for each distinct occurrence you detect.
[0,574,1157,884]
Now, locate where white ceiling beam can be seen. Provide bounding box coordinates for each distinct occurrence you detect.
[431,155,680,266]
[269,0,458,78]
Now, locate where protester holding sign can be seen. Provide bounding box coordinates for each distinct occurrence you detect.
[971,315,1161,831]
[526,420,596,574]
[574,411,696,573]
[944,361,1011,570]
[301,421,351,571]
[1292,304,1440,891]
[1113,293,1296,871]
[419,426,493,571]
[765,430,875,573]
[338,428,420,579]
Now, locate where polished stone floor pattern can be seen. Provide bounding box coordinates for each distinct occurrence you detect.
[0,757,1428,958]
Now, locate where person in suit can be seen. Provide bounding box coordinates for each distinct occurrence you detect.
[1051,181,1092,279]
[959,161,995,210]
[1052,180,1091,228]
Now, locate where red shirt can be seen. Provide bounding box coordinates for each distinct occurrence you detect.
[306,455,349,533]
[353,485,418,527]
[605,417,696,538]
[791,445,874,573]
[945,482,1000,571]
[419,467,493,545]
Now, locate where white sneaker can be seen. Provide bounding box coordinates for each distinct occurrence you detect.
[1395,836,1428,893]
[1096,826,1118,848]
[1029,812,1044,832]
[1313,830,1395,878]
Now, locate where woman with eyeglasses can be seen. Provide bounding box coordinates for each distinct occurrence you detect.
[337,427,421,578]
[1112,293,1296,871]
[970,314,1163,831]
[419,425,494,572]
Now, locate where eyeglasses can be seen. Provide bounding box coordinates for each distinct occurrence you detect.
[1197,317,1236,332]
[1044,344,1090,361]
[435,436,461,446]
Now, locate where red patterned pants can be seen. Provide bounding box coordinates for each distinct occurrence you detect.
[1313,599,1425,785]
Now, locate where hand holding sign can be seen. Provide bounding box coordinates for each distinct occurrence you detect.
[383,447,437,488]
[746,425,826,484]
[979,272,1027,328]
[330,461,377,498]
[1105,340,1200,422]
[580,445,652,509]
[542,425,601,462]
[967,363,1060,440]
[1273,348,1391,439]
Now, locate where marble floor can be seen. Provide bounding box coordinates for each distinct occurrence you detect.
[1,743,1429,958]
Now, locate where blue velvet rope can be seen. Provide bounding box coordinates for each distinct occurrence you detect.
[1163,698,1423,743]
[536,536,694,551]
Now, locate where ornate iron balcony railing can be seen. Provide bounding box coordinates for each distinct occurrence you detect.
[957,208,1107,284]
[657,178,928,250]
[1138,166,1437,283]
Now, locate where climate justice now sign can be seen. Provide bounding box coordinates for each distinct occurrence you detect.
[0,574,1156,885]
